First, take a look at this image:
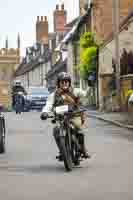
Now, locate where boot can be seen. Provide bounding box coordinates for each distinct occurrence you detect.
[78,133,91,159]
[56,153,63,161]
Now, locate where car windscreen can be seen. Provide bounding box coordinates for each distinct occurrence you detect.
[27,88,49,95]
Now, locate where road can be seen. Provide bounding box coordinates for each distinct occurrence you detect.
[0,112,133,200]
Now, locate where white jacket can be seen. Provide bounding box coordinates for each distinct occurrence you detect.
[41,92,55,114]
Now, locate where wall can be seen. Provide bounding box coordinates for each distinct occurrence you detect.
[0,48,20,109]
[16,61,51,88]
[120,75,133,112]
[67,43,75,85]
[92,0,133,41]
[0,81,11,109]
[98,17,133,111]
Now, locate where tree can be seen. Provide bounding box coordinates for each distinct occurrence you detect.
[79,32,98,80]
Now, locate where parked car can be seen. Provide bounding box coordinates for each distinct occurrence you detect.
[24,87,49,111]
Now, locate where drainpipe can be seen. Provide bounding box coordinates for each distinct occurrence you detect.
[112,0,121,110]
[27,72,30,87]
[96,47,99,109]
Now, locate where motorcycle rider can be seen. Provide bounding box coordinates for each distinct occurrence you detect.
[41,72,90,159]
[12,80,27,109]
[14,91,25,114]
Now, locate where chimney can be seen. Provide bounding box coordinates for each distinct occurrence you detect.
[54,3,67,33]
[37,16,39,22]
[36,16,49,44]
[61,4,64,10]
[56,4,59,10]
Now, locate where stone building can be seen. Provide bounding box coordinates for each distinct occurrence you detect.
[15,3,68,91]
[0,35,20,109]
[14,45,51,88]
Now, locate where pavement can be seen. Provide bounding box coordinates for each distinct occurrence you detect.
[2,112,133,200]
[87,110,133,130]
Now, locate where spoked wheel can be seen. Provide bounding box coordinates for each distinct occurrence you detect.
[0,117,5,154]
[71,136,81,166]
[60,136,72,172]
[72,149,80,166]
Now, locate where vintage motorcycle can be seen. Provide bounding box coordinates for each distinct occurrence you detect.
[42,105,86,172]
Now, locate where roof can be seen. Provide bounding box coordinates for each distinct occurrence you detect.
[46,59,67,78]
[14,48,51,77]
[63,7,92,44]
[54,8,92,54]
[48,32,56,39]
[65,17,80,28]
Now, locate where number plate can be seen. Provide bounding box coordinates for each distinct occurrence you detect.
[55,105,68,114]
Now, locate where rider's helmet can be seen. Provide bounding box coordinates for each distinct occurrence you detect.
[57,72,71,89]
[14,80,21,86]
[18,91,24,96]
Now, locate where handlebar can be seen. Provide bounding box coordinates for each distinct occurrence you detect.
[41,107,87,121]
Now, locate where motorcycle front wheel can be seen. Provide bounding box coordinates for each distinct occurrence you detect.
[60,136,72,172]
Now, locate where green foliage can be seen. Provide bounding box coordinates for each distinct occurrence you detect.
[80,47,97,69]
[80,32,97,48]
[125,90,133,98]
[111,90,117,97]
[79,32,98,80]
[79,63,88,79]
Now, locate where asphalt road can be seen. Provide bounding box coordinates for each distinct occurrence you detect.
[0,112,133,200]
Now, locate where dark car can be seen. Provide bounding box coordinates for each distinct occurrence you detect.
[24,87,49,111]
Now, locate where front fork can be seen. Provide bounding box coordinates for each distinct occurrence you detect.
[53,124,72,153]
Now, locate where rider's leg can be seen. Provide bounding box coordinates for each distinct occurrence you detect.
[71,117,90,159]
[77,133,90,158]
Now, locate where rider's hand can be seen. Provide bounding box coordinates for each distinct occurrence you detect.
[40,113,48,120]
[81,112,86,125]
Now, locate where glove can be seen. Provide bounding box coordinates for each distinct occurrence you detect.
[40,113,48,120]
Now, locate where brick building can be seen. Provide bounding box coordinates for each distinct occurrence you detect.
[99,12,133,112]
[92,0,133,41]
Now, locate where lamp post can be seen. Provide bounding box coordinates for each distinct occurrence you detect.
[112,0,121,110]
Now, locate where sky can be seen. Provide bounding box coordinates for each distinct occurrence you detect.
[0,0,79,57]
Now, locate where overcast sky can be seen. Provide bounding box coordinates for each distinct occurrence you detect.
[0,0,79,56]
